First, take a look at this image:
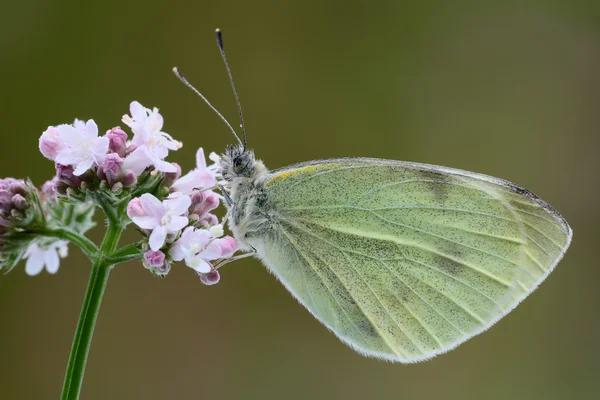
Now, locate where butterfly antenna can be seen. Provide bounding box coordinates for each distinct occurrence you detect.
[172,66,243,146]
[216,28,247,149]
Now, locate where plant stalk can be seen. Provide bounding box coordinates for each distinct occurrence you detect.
[60,222,122,400]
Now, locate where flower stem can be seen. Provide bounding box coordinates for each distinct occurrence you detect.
[41,227,99,260]
[60,222,123,400]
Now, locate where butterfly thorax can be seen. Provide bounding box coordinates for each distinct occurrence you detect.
[218,145,272,250]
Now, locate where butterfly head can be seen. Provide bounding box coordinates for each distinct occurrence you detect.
[219,144,266,182]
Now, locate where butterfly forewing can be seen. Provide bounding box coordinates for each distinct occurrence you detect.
[255,159,571,362]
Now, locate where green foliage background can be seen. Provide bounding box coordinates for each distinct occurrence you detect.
[1,1,598,399]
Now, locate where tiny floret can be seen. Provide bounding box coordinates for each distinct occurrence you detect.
[24,240,69,276]
[129,193,191,251]
[54,119,109,176]
[172,148,218,194]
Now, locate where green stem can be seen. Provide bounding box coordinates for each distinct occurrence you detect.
[106,242,143,266]
[60,222,123,400]
[41,228,99,260]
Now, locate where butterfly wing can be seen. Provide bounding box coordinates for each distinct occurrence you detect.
[253,158,572,362]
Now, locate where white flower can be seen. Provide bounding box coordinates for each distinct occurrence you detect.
[55,119,109,176]
[172,148,218,194]
[122,101,182,175]
[130,193,191,251]
[24,240,69,276]
[169,227,222,273]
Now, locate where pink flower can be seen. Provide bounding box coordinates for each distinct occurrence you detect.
[54,119,109,176]
[39,126,66,160]
[169,227,219,273]
[169,227,237,273]
[127,197,146,219]
[122,101,182,175]
[143,250,166,268]
[172,148,218,194]
[199,270,220,285]
[130,193,191,251]
[106,127,128,157]
[100,153,123,185]
[214,236,237,258]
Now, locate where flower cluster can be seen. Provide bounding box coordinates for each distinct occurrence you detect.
[40,101,181,197]
[0,176,95,275]
[2,100,239,284]
[127,148,237,284]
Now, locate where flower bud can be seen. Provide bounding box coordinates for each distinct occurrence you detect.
[217,236,238,258]
[56,163,82,188]
[143,250,170,276]
[199,270,220,286]
[102,153,124,186]
[190,190,220,215]
[127,197,146,219]
[121,170,137,188]
[162,163,181,188]
[209,224,224,238]
[39,126,66,161]
[198,269,221,286]
[143,249,165,268]
[11,194,28,211]
[0,178,45,234]
[40,179,58,201]
[106,127,128,157]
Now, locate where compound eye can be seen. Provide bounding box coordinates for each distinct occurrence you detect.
[233,156,245,174]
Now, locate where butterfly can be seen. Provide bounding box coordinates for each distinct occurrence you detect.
[173,29,572,363]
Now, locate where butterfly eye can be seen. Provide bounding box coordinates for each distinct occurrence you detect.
[233,156,247,174]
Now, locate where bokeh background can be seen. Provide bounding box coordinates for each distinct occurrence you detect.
[1,1,599,399]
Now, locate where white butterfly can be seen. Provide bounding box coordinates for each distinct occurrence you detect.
[174,30,572,363]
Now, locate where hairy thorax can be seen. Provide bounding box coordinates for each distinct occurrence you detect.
[218,145,274,250]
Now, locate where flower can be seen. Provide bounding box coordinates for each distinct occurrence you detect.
[127,197,146,219]
[142,250,170,275]
[172,148,218,194]
[170,227,238,273]
[106,127,128,157]
[169,227,217,273]
[39,126,66,160]
[122,101,182,175]
[23,240,69,275]
[199,270,220,285]
[129,193,191,251]
[188,190,220,227]
[54,119,109,176]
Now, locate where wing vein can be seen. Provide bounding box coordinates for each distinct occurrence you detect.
[277,224,406,359]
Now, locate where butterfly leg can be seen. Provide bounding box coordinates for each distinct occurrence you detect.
[213,250,256,270]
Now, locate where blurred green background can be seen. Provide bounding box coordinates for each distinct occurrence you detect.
[1,1,599,399]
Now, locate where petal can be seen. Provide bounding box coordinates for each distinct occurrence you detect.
[92,136,109,164]
[130,101,147,122]
[73,159,94,176]
[166,215,189,232]
[55,148,82,166]
[25,249,45,276]
[140,194,164,218]
[169,241,186,261]
[85,119,99,139]
[171,171,196,194]
[149,227,168,251]
[131,216,159,230]
[196,148,207,169]
[166,194,191,215]
[58,125,83,148]
[187,255,212,273]
[201,241,222,261]
[154,160,177,173]
[123,146,152,175]
[44,249,60,274]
